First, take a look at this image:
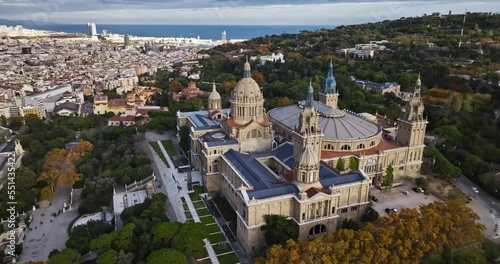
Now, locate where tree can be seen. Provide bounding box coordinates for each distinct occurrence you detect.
[256,201,485,264]
[179,126,190,154]
[15,166,37,190]
[336,158,345,171]
[264,214,298,246]
[0,115,6,126]
[97,250,117,264]
[37,140,94,194]
[221,80,237,93]
[252,70,266,84]
[175,222,208,258]
[7,116,23,130]
[116,250,134,264]
[381,164,394,188]
[349,156,358,170]
[151,222,181,245]
[48,248,80,264]
[147,249,186,264]
[276,97,294,107]
[90,233,114,251]
[341,219,360,230]
[168,80,183,93]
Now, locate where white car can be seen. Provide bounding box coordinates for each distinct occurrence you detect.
[471,187,479,193]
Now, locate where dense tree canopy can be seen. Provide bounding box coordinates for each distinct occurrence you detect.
[256,201,485,264]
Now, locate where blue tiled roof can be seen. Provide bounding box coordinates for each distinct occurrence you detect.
[248,184,299,199]
[206,139,239,147]
[224,149,285,190]
[179,108,230,129]
[319,164,365,187]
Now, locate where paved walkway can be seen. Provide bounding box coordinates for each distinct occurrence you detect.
[19,187,78,262]
[184,194,200,222]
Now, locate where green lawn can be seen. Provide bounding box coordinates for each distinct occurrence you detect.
[196,208,210,216]
[196,258,212,264]
[213,244,233,255]
[189,192,202,201]
[217,252,239,264]
[182,203,189,211]
[161,140,177,160]
[193,200,206,209]
[150,142,169,168]
[209,232,227,244]
[181,197,186,203]
[213,196,236,221]
[200,215,216,225]
[185,211,192,219]
[205,223,220,234]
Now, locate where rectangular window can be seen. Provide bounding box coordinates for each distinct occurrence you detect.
[331,207,336,214]
[341,208,348,214]
[260,225,266,231]
[399,166,404,171]
[350,206,358,212]
[302,213,305,220]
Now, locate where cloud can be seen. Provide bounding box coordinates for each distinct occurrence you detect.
[0,0,498,24]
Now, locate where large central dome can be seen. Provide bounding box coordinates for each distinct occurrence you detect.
[229,59,265,125]
[232,61,263,100]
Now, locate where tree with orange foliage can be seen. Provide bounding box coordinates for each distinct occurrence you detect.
[221,81,237,93]
[276,97,294,107]
[256,201,485,264]
[168,80,183,93]
[37,141,94,199]
[252,71,266,85]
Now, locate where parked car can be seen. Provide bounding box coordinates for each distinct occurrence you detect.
[385,208,398,213]
[471,187,479,193]
[371,196,379,202]
[413,187,424,193]
[402,190,410,196]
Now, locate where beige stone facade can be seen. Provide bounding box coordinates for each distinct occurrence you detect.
[176,62,426,256]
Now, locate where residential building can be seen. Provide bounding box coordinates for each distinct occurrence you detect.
[355,79,401,94]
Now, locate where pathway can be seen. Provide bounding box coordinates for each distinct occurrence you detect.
[19,187,78,262]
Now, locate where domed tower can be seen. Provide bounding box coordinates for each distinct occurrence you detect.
[208,81,222,112]
[223,58,273,152]
[397,74,427,147]
[229,58,265,125]
[295,136,320,184]
[293,82,323,165]
[318,60,339,109]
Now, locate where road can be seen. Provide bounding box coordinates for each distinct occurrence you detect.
[455,176,500,240]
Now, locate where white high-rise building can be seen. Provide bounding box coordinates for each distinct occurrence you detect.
[222,31,227,43]
[87,23,97,37]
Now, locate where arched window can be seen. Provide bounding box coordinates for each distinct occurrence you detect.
[357,144,365,149]
[341,145,351,150]
[213,160,219,172]
[246,129,263,139]
[309,224,326,236]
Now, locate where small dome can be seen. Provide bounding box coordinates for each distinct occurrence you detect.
[299,144,318,167]
[209,82,221,100]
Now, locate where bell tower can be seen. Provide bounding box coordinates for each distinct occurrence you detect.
[293,82,323,163]
[208,81,222,112]
[318,60,339,109]
[397,74,427,147]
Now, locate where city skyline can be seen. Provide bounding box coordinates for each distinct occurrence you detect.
[0,0,499,25]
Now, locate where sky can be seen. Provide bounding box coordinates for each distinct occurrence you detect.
[0,0,499,25]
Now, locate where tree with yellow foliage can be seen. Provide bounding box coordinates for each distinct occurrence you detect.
[276,97,294,107]
[251,71,266,85]
[256,201,485,264]
[37,140,94,199]
[168,80,183,93]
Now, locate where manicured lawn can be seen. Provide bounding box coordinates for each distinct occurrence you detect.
[200,215,216,225]
[209,232,227,244]
[196,258,212,264]
[181,197,186,203]
[161,140,177,160]
[150,141,169,168]
[193,200,206,209]
[185,211,192,219]
[217,252,239,264]
[213,196,236,221]
[213,244,233,255]
[205,223,220,234]
[182,204,189,211]
[196,208,210,216]
[189,192,202,201]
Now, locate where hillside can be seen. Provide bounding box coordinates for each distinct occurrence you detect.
[156,12,500,204]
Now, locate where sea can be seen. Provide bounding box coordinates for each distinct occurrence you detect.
[26,24,333,39]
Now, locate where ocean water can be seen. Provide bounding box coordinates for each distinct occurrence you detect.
[27,24,333,39]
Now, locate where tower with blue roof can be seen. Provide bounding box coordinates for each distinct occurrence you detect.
[318,60,339,109]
